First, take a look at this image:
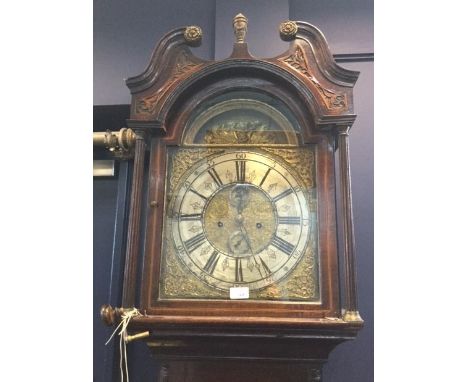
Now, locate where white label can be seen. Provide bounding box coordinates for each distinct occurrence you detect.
[229,287,249,300]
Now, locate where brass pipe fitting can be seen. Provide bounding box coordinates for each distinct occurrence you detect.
[125,331,150,343]
[100,304,128,326]
[93,128,136,153]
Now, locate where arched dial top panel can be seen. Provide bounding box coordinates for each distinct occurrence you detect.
[182,90,301,146]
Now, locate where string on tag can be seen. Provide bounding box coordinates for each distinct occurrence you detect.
[105,308,141,382]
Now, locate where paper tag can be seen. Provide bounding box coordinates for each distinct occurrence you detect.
[229,287,249,300]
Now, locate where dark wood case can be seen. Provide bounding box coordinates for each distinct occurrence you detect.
[101,17,363,382]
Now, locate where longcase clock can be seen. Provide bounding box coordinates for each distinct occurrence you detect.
[101,14,363,382]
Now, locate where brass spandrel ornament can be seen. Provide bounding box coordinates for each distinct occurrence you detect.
[160,237,227,299]
[262,147,317,210]
[167,148,224,199]
[257,240,317,300]
[262,147,316,189]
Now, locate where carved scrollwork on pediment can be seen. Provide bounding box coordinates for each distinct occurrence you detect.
[283,45,310,74]
[173,50,199,79]
[136,89,163,115]
[135,50,202,115]
[282,46,348,110]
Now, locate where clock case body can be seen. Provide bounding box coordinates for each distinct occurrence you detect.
[112,20,363,377]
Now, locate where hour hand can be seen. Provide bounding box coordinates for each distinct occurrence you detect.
[229,184,250,213]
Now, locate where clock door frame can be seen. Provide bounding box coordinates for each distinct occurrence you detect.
[117,21,362,331]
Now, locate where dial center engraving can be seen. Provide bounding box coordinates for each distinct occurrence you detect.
[203,183,276,257]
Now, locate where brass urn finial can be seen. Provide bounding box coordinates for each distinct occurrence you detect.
[233,13,248,43]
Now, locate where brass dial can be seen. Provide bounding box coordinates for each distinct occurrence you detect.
[170,150,310,291]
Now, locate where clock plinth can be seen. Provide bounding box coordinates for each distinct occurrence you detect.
[139,315,360,381]
[145,325,356,382]
[157,361,323,382]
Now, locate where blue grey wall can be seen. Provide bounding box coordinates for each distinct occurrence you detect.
[94,0,216,105]
[290,0,373,54]
[93,177,119,380]
[94,1,373,380]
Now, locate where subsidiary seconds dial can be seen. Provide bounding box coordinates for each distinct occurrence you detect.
[170,150,310,291]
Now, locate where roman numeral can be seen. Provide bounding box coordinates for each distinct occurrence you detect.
[179,213,202,221]
[271,235,295,256]
[235,161,246,183]
[189,188,207,201]
[272,188,293,203]
[207,168,223,188]
[184,233,206,253]
[259,168,271,187]
[235,258,244,282]
[203,250,220,274]
[278,216,301,225]
[259,256,272,275]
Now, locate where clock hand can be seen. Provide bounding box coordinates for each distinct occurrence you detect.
[237,220,254,255]
[230,185,250,214]
[252,256,265,278]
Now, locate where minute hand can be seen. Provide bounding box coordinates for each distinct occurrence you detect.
[237,220,254,255]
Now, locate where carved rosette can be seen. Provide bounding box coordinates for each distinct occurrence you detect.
[184,25,202,46]
[279,20,298,41]
[282,46,348,110]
